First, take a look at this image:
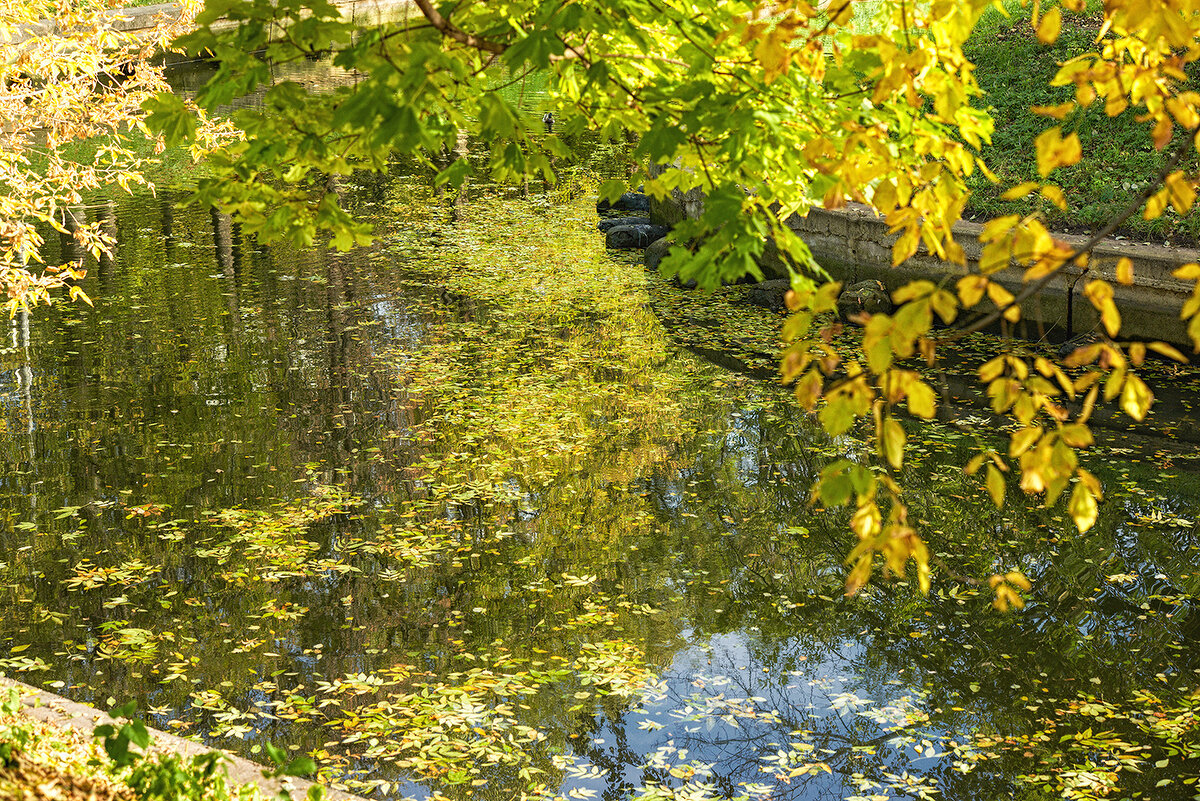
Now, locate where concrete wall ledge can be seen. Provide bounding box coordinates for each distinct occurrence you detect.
[792,203,1197,346]
[651,182,1200,347]
[0,677,369,801]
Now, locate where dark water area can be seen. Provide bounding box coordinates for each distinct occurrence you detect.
[1,154,1200,800]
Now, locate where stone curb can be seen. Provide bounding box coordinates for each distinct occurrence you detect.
[0,677,370,801]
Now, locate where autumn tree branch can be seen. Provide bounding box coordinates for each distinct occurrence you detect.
[955,135,1193,337]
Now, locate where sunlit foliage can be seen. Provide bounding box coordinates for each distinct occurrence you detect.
[144,0,1200,604]
[0,0,233,312]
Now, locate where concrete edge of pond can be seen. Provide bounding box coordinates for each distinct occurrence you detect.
[793,204,1200,346]
[0,677,371,801]
[650,175,1200,347]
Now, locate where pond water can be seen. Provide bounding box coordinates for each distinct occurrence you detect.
[2,157,1200,801]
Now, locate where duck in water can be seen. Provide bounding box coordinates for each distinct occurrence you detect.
[542,111,554,130]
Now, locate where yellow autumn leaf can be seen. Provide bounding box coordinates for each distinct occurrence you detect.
[1166,171,1196,214]
[986,281,1021,322]
[1166,96,1200,129]
[979,241,1010,275]
[1173,262,1200,280]
[1120,373,1153,421]
[979,355,1007,382]
[1031,102,1076,119]
[754,29,791,83]
[1041,184,1068,210]
[1001,181,1040,201]
[980,215,1021,242]
[1037,7,1062,44]
[1147,341,1188,363]
[1130,342,1146,366]
[1115,257,1134,285]
[1083,279,1120,337]
[793,369,823,410]
[1009,426,1043,458]
[986,464,1006,507]
[1035,127,1082,177]
[905,378,937,419]
[1068,481,1098,533]
[1005,571,1032,591]
[1145,187,1169,220]
[845,554,872,598]
[1078,383,1099,423]
[882,417,905,470]
[1152,115,1174,150]
[1059,423,1093,448]
[957,275,988,307]
[851,501,882,539]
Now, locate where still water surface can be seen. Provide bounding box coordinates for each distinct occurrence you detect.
[1,164,1199,800]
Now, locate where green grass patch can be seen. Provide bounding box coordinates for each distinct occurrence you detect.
[964,1,1200,245]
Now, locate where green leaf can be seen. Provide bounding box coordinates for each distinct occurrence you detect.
[128,721,150,750]
[435,158,473,189]
[283,756,317,776]
[142,93,197,148]
[264,742,287,767]
[819,394,857,436]
[598,179,629,205]
[109,701,138,719]
[818,463,855,506]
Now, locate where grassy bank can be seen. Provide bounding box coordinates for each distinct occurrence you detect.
[964,1,1200,246]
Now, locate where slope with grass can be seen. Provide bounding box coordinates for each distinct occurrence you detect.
[964,3,1200,246]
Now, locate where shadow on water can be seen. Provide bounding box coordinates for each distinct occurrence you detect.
[1,138,1199,798]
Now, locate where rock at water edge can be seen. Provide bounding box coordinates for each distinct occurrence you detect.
[598,216,652,232]
[606,224,670,250]
[597,192,651,213]
[644,237,673,270]
[837,280,892,323]
[745,279,792,311]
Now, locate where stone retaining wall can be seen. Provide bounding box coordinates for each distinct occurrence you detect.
[650,188,1200,347]
[798,204,1197,345]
